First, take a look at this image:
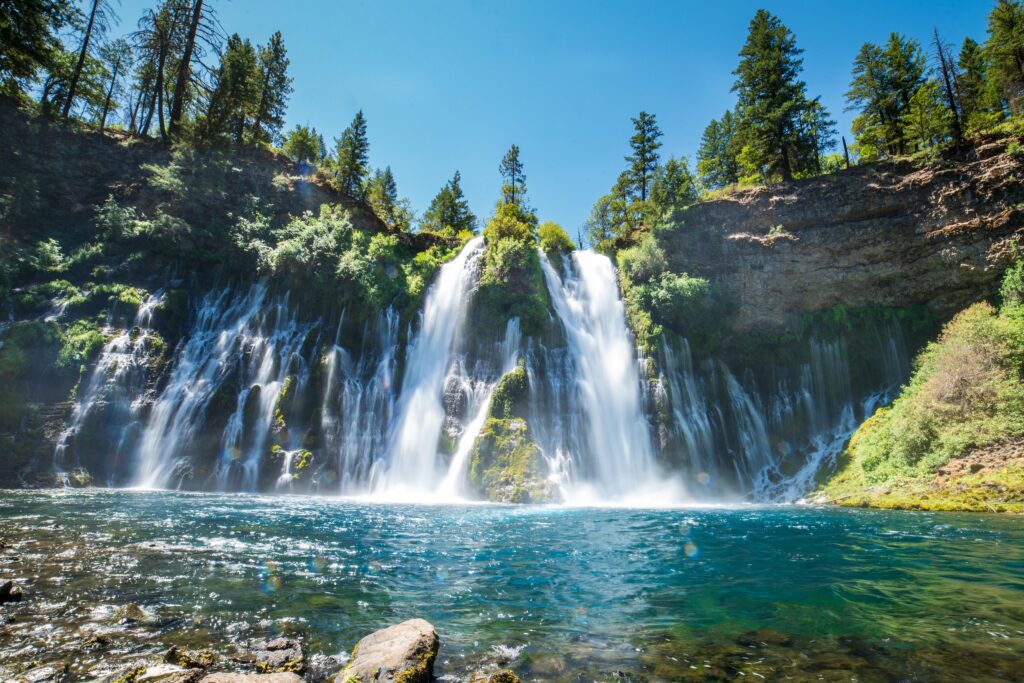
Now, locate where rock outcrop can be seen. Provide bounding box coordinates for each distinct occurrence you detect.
[662,138,1024,330]
[335,619,439,683]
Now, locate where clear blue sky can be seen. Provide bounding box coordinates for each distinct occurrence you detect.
[110,0,992,235]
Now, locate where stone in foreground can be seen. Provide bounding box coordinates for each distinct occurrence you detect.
[200,675,303,683]
[335,619,439,683]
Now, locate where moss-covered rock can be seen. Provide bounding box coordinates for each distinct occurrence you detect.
[468,418,551,503]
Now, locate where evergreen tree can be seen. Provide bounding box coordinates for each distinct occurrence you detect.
[0,0,77,96]
[795,98,837,175]
[958,37,1004,132]
[732,10,817,182]
[846,34,927,159]
[96,38,132,131]
[421,170,476,235]
[697,110,741,190]
[649,157,698,216]
[625,111,662,200]
[902,79,953,152]
[334,110,370,199]
[62,0,116,118]
[283,125,326,165]
[365,166,402,228]
[204,34,259,144]
[251,31,292,145]
[499,144,526,206]
[987,0,1024,114]
[932,29,962,142]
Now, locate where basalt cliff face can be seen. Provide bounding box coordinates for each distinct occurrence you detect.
[662,138,1024,331]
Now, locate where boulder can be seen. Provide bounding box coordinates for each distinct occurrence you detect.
[335,619,439,683]
[469,671,522,683]
[135,664,204,683]
[200,676,302,683]
[165,646,218,670]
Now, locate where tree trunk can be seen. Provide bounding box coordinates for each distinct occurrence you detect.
[168,0,204,138]
[63,0,100,119]
[156,39,168,140]
[99,56,121,132]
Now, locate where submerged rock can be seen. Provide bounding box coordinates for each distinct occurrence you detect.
[0,579,23,603]
[165,646,218,669]
[114,603,148,623]
[469,671,522,683]
[335,619,438,683]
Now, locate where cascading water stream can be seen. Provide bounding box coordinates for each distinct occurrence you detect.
[539,251,680,504]
[51,291,163,480]
[375,236,485,498]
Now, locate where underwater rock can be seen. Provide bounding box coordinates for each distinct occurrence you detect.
[114,603,148,623]
[469,670,522,683]
[165,646,218,669]
[334,619,438,683]
[0,579,23,603]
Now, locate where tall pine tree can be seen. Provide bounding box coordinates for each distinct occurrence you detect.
[987,0,1024,114]
[334,110,370,199]
[499,144,526,206]
[251,31,292,145]
[697,110,741,189]
[422,171,477,235]
[625,111,662,201]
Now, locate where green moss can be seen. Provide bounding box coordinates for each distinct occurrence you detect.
[489,363,528,420]
[58,319,106,372]
[468,418,551,503]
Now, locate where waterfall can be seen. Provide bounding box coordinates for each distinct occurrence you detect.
[375,236,485,497]
[52,291,163,481]
[133,284,313,490]
[319,308,399,493]
[539,251,679,504]
[436,318,522,499]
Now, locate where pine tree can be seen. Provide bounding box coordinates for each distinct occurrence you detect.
[697,110,741,190]
[625,111,662,200]
[97,38,132,131]
[499,144,526,206]
[846,34,927,159]
[649,157,698,216]
[958,37,1004,132]
[932,29,962,142]
[251,31,292,145]
[283,125,326,166]
[204,34,259,144]
[365,166,399,227]
[0,0,77,96]
[62,0,116,118]
[732,10,811,182]
[168,0,203,138]
[421,171,477,235]
[987,0,1024,114]
[334,110,370,199]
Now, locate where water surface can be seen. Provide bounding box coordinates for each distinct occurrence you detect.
[1,490,1022,681]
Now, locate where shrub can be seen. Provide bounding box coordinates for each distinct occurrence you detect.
[617,233,667,284]
[1000,260,1024,307]
[538,221,574,256]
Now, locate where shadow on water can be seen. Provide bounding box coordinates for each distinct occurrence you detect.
[0,490,1022,681]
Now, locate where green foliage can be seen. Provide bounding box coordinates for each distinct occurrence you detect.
[732,10,834,182]
[1001,260,1024,307]
[333,110,370,199]
[616,233,666,284]
[987,0,1024,115]
[203,34,261,145]
[826,301,1024,494]
[489,364,528,420]
[95,196,140,240]
[625,111,662,201]
[474,202,546,335]
[282,125,327,166]
[0,0,77,96]
[498,144,527,207]
[57,319,105,371]
[364,166,412,231]
[649,157,699,217]
[537,221,574,256]
[420,171,476,236]
[958,37,1006,134]
[468,418,551,503]
[698,111,741,190]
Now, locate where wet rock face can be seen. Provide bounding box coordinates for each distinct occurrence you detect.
[662,139,1024,331]
[336,619,439,683]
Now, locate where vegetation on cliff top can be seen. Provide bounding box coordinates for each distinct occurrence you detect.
[819,263,1024,512]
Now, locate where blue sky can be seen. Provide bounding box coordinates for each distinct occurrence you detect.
[110,0,992,235]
